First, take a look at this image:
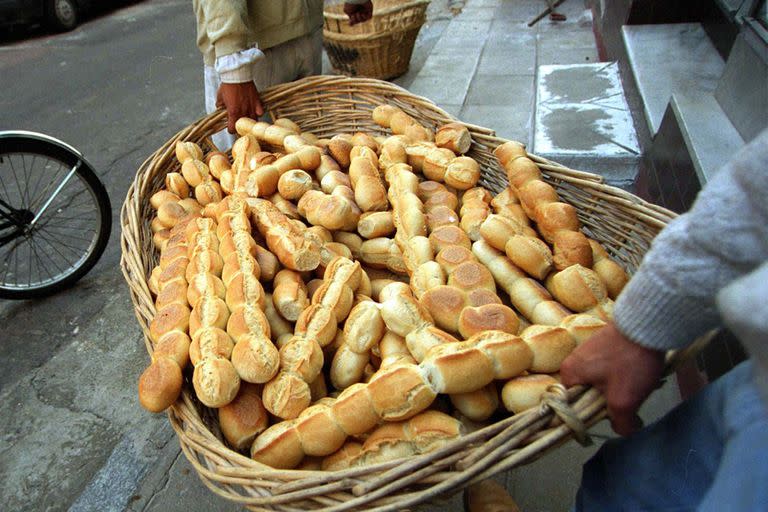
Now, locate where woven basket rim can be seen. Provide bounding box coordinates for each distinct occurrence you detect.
[323,0,430,22]
[323,24,423,42]
[120,74,680,511]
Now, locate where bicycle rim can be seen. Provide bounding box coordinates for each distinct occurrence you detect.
[0,148,107,297]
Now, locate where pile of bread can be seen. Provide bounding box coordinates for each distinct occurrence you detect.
[138,104,629,471]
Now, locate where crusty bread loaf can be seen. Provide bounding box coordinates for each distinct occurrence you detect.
[435,122,472,155]
[588,239,629,299]
[189,326,234,366]
[329,300,386,389]
[218,383,269,451]
[138,357,183,413]
[449,384,499,421]
[192,356,241,408]
[520,324,577,373]
[321,442,363,471]
[420,331,533,394]
[348,154,389,212]
[357,211,395,239]
[277,169,313,200]
[263,257,363,419]
[501,373,560,414]
[272,269,309,322]
[459,187,492,241]
[347,410,464,467]
[505,234,553,280]
[472,240,571,325]
[458,303,520,339]
[248,198,321,271]
[560,313,607,345]
[545,264,609,313]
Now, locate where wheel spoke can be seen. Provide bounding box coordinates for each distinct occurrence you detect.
[35,225,96,247]
[33,227,85,261]
[23,154,36,208]
[29,154,51,213]
[6,154,25,210]
[30,160,65,215]
[30,233,67,281]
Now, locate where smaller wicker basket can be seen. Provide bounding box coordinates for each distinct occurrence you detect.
[323,0,430,80]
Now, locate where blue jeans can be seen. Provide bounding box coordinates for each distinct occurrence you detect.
[575,360,768,511]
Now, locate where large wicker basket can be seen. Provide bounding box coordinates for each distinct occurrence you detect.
[121,75,680,511]
[323,0,430,80]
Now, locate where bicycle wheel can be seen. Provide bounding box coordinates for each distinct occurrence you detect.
[0,131,111,299]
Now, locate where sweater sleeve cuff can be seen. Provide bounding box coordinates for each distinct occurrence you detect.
[215,48,266,83]
[613,271,721,352]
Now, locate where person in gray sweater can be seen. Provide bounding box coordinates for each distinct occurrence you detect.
[561,127,768,511]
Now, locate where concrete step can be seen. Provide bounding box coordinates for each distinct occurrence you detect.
[532,61,640,188]
[715,25,768,142]
[622,23,725,136]
[656,93,745,185]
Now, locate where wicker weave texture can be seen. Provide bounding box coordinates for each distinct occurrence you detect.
[323,0,430,80]
[120,75,676,511]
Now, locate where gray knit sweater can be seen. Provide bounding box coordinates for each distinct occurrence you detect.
[613,128,768,404]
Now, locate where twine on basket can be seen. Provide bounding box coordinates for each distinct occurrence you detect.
[540,384,593,446]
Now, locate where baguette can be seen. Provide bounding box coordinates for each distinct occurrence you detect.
[248,198,321,271]
[262,257,363,419]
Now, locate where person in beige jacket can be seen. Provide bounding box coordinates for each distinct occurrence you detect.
[193,0,372,149]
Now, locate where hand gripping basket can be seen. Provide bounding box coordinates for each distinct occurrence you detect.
[323,0,430,80]
[121,75,683,511]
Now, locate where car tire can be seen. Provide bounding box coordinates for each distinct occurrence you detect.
[46,0,79,31]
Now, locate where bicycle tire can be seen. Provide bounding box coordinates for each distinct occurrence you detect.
[0,131,111,299]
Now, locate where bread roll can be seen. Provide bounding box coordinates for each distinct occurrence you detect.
[189,326,234,366]
[435,122,471,154]
[138,357,183,413]
[192,357,241,408]
[366,365,436,421]
[520,325,576,373]
[250,420,304,469]
[277,169,313,200]
[505,234,553,280]
[231,334,280,384]
[458,303,520,339]
[322,442,363,471]
[218,383,269,450]
[501,374,559,414]
[449,384,499,422]
[546,264,608,312]
[293,402,348,457]
[357,211,395,239]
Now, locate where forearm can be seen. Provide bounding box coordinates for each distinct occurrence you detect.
[614,130,768,351]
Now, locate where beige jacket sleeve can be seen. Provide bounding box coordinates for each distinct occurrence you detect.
[194,0,251,60]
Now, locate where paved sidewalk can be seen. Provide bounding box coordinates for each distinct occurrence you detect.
[395,0,600,147]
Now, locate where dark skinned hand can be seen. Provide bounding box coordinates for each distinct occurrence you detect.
[344,1,373,25]
[560,322,666,436]
[216,81,264,134]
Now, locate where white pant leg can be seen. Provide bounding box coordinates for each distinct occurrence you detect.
[203,64,237,151]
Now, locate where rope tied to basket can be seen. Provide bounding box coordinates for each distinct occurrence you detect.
[539,384,592,446]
